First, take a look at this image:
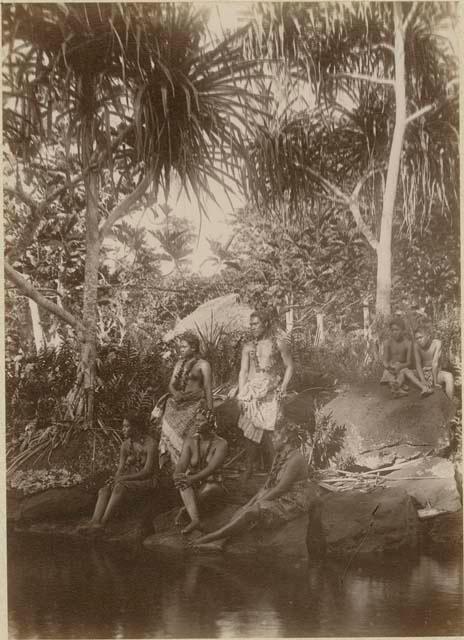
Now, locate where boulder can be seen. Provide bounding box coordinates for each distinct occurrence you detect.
[385,457,462,513]
[423,511,463,550]
[307,487,420,558]
[145,481,321,561]
[324,383,455,469]
[15,487,95,523]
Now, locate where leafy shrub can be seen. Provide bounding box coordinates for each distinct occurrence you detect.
[309,407,346,469]
[299,327,383,383]
[6,342,77,429]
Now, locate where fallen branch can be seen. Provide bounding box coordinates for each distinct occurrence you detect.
[224,448,246,469]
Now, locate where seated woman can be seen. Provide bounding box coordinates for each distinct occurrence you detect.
[80,412,158,530]
[174,407,228,534]
[190,422,311,551]
[158,332,213,468]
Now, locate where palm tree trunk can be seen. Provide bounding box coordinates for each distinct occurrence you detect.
[80,77,100,427]
[81,168,100,427]
[375,3,407,315]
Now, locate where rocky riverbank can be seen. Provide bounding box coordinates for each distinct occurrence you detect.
[8,384,462,561]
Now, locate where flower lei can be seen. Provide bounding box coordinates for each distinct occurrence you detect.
[173,357,198,392]
[251,335,280,373]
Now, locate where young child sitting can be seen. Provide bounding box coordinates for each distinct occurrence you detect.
[381,318,412,398]
[403,325,455,400]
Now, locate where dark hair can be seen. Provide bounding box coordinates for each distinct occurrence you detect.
[196,406,216,430]
[179,331,200,353]
[389,317,405,331]
[124,412,148,434]
[278,420,307,446]
[250,309,272,330]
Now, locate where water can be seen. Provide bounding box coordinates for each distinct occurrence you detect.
[8,534,463,638]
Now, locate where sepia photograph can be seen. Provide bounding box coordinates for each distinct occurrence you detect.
[3,1,462,638]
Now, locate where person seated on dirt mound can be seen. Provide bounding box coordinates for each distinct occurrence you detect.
[189,421,312,552]
[403,324,455,400]
[79,412,158,532]
[173,407,228,534]
[381,317,413,398]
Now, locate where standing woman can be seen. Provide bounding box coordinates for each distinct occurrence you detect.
[159,332,213,467]
[238,310,294,480]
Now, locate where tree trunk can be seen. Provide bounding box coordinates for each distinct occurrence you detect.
[375,3,407,316]
[80,78,101,428]
[81,169,100,427]
[28,298,44,352]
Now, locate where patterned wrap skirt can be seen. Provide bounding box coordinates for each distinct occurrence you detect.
[235,479,314,529]
[159,396,203,466]
[238,372,281,444]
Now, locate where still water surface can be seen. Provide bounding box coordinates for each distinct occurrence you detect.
[8,534,463,638]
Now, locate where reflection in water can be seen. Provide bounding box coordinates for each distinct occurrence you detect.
[8,534,463,638]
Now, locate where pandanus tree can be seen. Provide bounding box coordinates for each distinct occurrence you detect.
[3,3,263,424]
[244,1,459,315]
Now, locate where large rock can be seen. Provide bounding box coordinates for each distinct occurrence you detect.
[14,487,95,523]
[306,487,419,558]
[324,383,455,469]
[385,457,462,513]
[144,481,321,561]
[422,511,463,550]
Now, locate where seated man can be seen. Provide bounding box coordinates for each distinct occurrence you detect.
[190,422,312,552]
[380,318,412,398]
[404,326,454,399]
[174,407,228,534]
[79,412,158,531]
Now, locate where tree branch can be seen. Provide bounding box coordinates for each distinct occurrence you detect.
[406,103,435,124]
[332,72,394,87]
[4,261,85,332]
[99,172,154,240]
[293,162,351,205]
[351,165,386,201]
[403,2,419,33]
[348,201,378,251]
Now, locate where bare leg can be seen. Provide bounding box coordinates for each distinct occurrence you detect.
[438,370,455,400]
[180,486,201,534]
[403,369,433,396]
[261,432,275,470]
[175,506,187,526]
[192,507,258,548]
[242,439,259,481]
[101,483,128,525]
[90,485,112,524]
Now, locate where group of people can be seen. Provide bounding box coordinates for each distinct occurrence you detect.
[80,310,311,549]
[381,318,454,400]
[79,310,455,548]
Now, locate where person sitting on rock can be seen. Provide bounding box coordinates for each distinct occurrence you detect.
[403,325,454,400]
[189,421,313,552]
[173,407,228,534]
[380,318,412,398]
[79,412,158,531]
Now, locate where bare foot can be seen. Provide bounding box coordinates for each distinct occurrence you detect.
[421,387,433,397]
[392,389,408,398]
[181,520,202,535]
